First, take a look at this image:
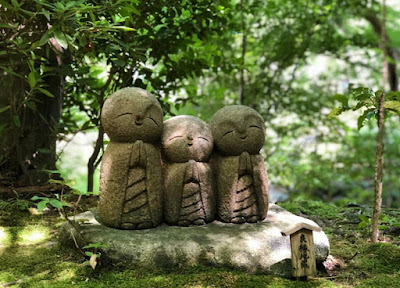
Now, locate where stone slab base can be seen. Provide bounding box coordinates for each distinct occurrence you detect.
[59,204,329,278]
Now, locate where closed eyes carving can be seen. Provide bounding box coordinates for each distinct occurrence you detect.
[114,112,132,119]
[147,116,159,127]
[249,125,262,130]
[168,135,183,142]
[113,112,159,127]
[222,130,234,137]
[198,136,210,143]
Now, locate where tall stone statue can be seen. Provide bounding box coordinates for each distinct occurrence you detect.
[210,105,269,223]
[99,87,163,229]
[161,116,215,226]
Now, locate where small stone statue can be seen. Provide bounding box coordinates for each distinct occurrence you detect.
[99,87,163,229]
[210,105,269,223]
[161,115,215,226]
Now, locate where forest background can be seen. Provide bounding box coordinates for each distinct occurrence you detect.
[1,0,400,209]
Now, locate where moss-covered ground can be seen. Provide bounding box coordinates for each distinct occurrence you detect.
[1,199,400,288]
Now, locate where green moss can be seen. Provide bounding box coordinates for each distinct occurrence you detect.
[279,200,342,220]
[1,202,400,288]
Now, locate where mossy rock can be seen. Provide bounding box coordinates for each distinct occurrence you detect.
[59,204,330,277]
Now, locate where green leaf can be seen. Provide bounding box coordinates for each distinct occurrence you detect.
[379,214,390,222]
[10,0,20,8]
[54,30,68,49]
[385,91,400,100]
[352,87,374,101]
[13,115,21,128]
[49,199,62,209]
[0,0,13,8]
[37,88,54,98]
[80,120,92,131]
[48,179,64,185]
[0,23,14,29]
[359,214,369,223]
[43,169,61,174]
[131,7,140,15]
[85,251,93,257]
[27,71,37,90]
[378,225,389,230]
[37,201,48,212]
[112,26,135,31]
[358,221,367,229]
[39,30,52,46]
[328,107,342,119]
[333,94,349,108]
[384,100,400,112]
[357,108,375,130]
[31,196,48,201]
[42,9,51,21]
[0,105,10,113]
[61,201,72,207]
[26,101,37,111]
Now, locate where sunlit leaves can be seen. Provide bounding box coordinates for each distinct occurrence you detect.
[329,87,400,129]
[328,107,343,119]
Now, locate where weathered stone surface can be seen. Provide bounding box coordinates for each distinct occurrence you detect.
[209,105,266,157]
[210,105,269,223]
[162,116,213,163]
[59,204,330,277]
[99,87,163,229]
[161,116,215,226]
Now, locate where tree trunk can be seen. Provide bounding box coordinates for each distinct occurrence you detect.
[371,0,387,243]
[86,67,115,192]
[364,8,398,92]
[371,92,385,243]
[0,51,63,186]
[87,125,104,193]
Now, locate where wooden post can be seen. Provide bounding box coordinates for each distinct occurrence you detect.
[282,223,322,278]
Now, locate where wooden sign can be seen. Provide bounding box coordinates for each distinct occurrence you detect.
[282,223,322,278]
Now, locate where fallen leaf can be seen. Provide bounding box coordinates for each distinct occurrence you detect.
[90,254,97,270]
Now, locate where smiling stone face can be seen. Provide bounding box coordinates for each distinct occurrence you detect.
[161,116,214,163]
[101,87,163,143]
[210,105,266,156]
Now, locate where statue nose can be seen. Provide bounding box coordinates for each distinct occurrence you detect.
[237,123,246,134]
[135,114,143,125]
[187,135,193,146]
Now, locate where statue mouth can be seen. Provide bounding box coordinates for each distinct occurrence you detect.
[240,136,247,140]
[135,121,143,126]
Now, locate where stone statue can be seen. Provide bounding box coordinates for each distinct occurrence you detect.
[99,87,163,229]
[210,105,269,223]
[161,115,215,226]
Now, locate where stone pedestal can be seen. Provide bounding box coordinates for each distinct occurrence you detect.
[59,204,329,278]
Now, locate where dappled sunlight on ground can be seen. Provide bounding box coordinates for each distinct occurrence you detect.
[17,225,51,245]
[0,227,9,246]
[54,267,77,282]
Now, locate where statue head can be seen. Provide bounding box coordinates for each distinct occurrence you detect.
[101,87,163,143]
[210,105,266,156]
[161,115,213,163]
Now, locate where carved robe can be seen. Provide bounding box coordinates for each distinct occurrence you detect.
[212,151,269,223]
[99,140,162,229]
